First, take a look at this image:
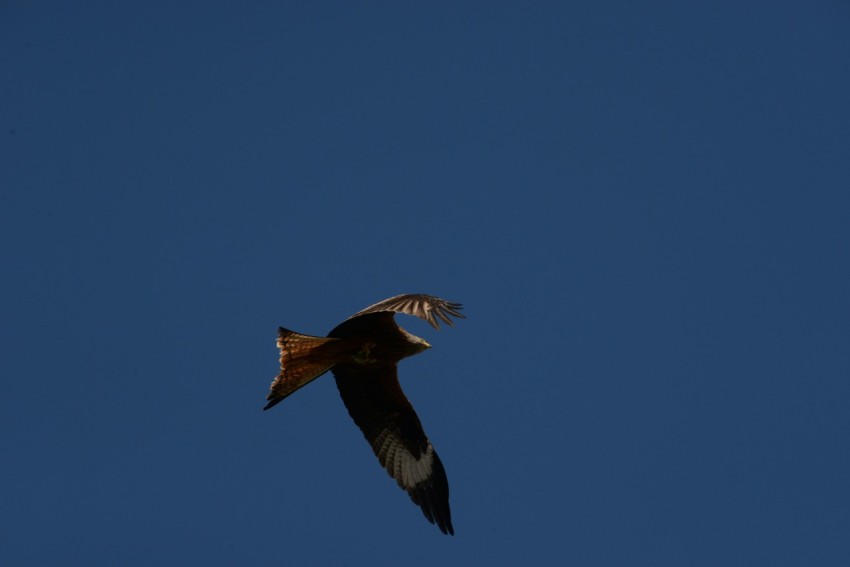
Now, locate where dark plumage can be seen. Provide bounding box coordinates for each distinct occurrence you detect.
[264,294,465,535]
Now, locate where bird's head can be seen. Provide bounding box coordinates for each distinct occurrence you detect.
[401,328,431,355]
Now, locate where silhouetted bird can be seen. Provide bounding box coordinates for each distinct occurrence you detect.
[264,294,465,535]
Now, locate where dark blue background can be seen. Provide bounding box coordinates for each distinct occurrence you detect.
[3,2,849,565]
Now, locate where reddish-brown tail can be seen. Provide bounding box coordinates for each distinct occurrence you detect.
[264,328,341,410]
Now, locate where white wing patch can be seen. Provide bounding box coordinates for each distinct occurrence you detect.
[374,429,435,489]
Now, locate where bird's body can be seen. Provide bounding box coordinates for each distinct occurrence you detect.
[263,294,464,535]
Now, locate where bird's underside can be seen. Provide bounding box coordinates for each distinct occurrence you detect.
[263,294,464,535]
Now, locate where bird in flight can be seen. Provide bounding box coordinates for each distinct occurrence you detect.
[264,293,465,535]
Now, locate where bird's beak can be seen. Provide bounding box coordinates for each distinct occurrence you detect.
[423,340,432,349]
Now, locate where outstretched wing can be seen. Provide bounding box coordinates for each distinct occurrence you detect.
[346,294,464,330]
[333,363,454,535]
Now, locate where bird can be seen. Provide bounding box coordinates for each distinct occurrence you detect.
[263,293,465,535]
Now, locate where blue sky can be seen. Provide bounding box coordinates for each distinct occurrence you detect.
[2,2,850,565]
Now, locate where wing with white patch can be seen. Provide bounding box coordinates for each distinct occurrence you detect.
[332,363,454,535]
[346,294,464,330]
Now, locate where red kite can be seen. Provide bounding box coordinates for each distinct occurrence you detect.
[264,294,464,535]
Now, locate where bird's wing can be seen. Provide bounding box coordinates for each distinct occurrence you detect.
[332,363,454,535]
[345,294,465,330]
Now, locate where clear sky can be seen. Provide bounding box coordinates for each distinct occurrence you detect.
[2,2,850,565]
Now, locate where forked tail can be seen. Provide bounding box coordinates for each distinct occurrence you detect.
[264,328,341,410]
